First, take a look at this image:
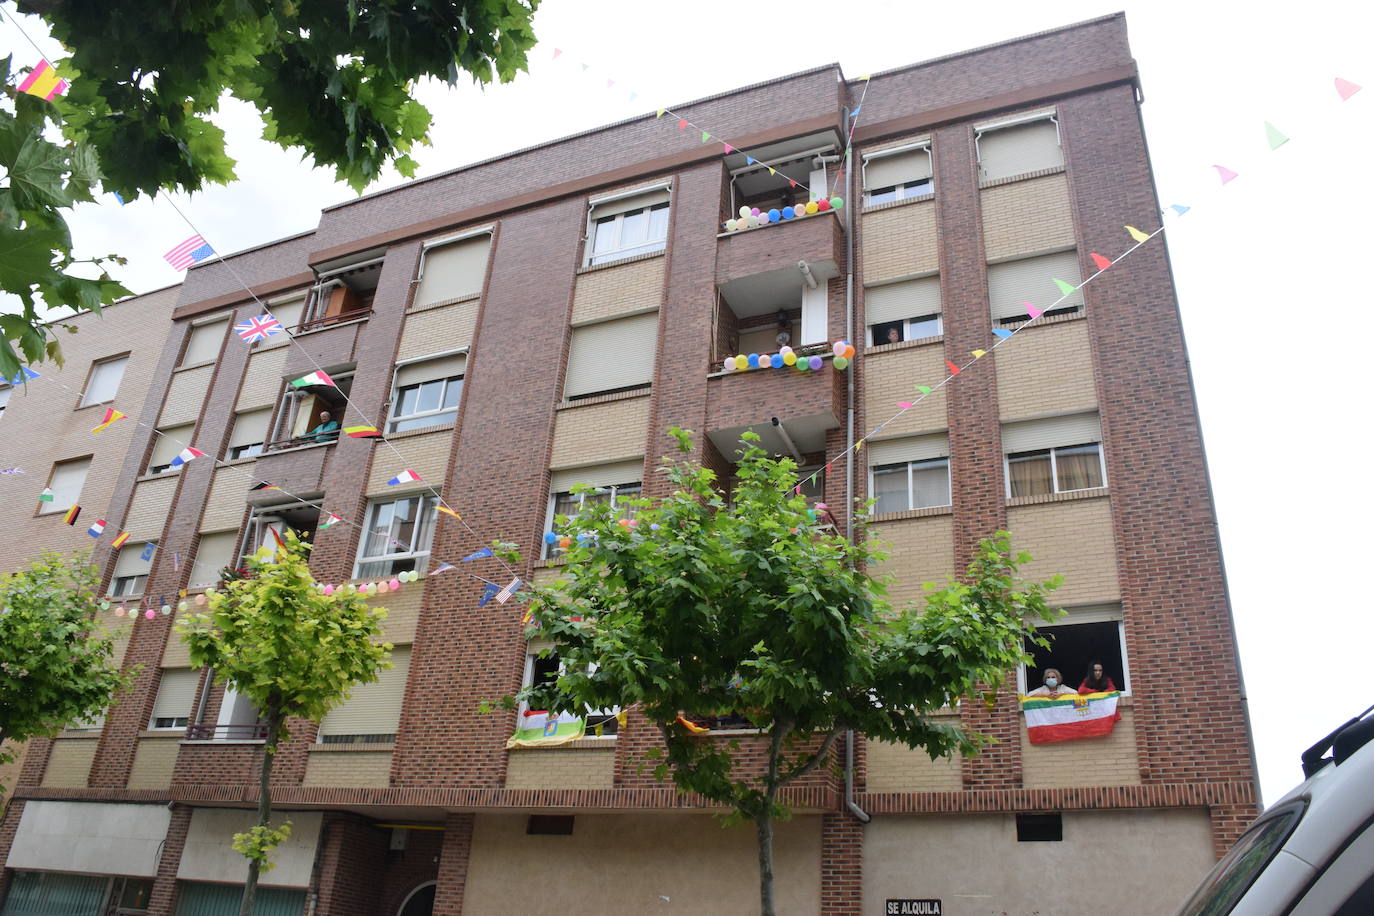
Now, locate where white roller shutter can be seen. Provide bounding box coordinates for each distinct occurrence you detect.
[230,409,271,450]
[44,458,90,512]
[550,459,644,492]
[150,669,199,724]
[978,119,1063,181]
[1001,413,1102,453]
[864,147,932,190]
[112,545,152,579]
[865,277,942,326]
[415,235,491,308]
[869,434,949,467]
[149,424,196,470]
[395,353,466,388]
[318,647,411,738]
[564,312,659,398]
[987,251,1083,321]
[590,186,670,219]
[191,531,239,587]
[181,319,228,366]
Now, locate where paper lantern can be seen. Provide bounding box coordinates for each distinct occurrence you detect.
[114,606,126,617]
[178,600,189,612]
[161,604,172,615]
[144,609,156,619]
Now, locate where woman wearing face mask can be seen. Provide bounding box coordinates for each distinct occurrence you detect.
[1027,667,1077,697]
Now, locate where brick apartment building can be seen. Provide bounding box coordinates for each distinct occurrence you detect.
[0,14,1257,915]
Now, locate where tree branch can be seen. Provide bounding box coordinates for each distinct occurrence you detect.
[777,725,843,787]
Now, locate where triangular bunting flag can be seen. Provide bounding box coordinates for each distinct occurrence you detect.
[478,582,501,607]
[1335,77,1361,101]
[849,105,861,118]
[580,63,589,72]
[767,167,776,176]
[788,179,797,188]
[628,92,637,102]
[860,74,871,81]
[723,143,734,153]
[91,407,126,433]
[552,48,562,59]
[1052,278,1077,297]
[250,482,281,492]
[1264,121,1289,150]
[38,487,54,502]
[992,328,1014,339]
[745,156,756,165]
[677,119,688,130]
[1212,164,1239,185]
[971,350,987,358]
[915,386,931,395]
[1025,303,1044,318]
[1169,204,1190,217]
[320,513,343,529]
[701,131,711,143]
[656,108,665,118]
[463,548,494,561]
[387,469,422,486]
[1090,253,1112,271]
[897,402,913,409]
[945,360,961,376]
[436,505,461,519]
[606,79,615,89]
[1126,225,1151,243]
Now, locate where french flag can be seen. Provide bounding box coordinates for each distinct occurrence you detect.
[387,469,422,486]
[170,446,206,468]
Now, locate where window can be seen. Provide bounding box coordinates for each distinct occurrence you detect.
[191,530,240,587]
[79,355,128,406]
[388,353,465,432]
[1016,813,1063,842]
[414,232,492,308]
[564,312,658,399]
[586,187,670,265]
[868,435,950,514]
[545,461,642,559]
[318,646,411,743]
[866,277,942,345]
[520,648,619,736]
[228,408,271,460]
[0,384,10,419]
[987,251,1084,324]
[1002,412,1105,498]
[244,502,319,563]
[40,456,91,513]
[150,668,199,730]
[355,495,436,578]
[181,318,228,367]
[976,114,1063,182]
[1019,605,1129,696]
[863,144,933,205]
[301,258,382,331]
[109,544,152,597]
[267,370,352,449]
[265,295,306,337]
[147,423,195,475]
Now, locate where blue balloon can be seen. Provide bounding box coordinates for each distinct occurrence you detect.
[782,206,795,219]
[544,531,558,544]
[747,353,760,369]
[767,208,780,222]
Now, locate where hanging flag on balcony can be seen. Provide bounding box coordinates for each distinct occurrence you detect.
[290,370,335,389]
[234,314,284,342]
[387,469,422,486]
[1020,691,1121,744]
[506,708,585,748]
[91,407,126,433]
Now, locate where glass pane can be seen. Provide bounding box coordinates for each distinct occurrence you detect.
[414,380,443,414]
[612,484,640,519]
[397,385,419,417]
[591,216,618,256]
[1177,805,1304,916]
[909,460,950,508]
[647,204,670,241]
[120,878,154,910]
[907,314,942,339]
[442,377,463,409]
[0,871,108,916]
[901,179,934,199]
[391,497,418,553]
[1055,444,1103,491]
[1008,453,1053,498]
[391,410,457,433]
[620,208,648,247]
[871,464,909,513]
[364,502,396,557]
[867,186,898,205]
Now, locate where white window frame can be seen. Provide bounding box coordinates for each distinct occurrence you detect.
[354,494,437,578]
[868,458,951,514]
[0,384,10,419]
[871,313,943,346]
[79,355,129,407]
[1015,607,1131,697]
[110,574,148,598]
[862,143,934,206]
[585,185,671,266]
[543,482,640,559]
[1004,442,1107,499]
[520,648,620,737]
[148,669,200,731]
[387,350,467,433]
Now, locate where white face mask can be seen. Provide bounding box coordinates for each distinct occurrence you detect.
[1045,678,1059,688]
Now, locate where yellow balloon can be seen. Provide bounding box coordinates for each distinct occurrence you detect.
[805,201,819,215]
[782,351,797,365]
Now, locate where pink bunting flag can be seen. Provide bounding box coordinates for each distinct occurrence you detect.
[1335,77,1361,101]
[606,79,615,89]
[897,402,913,409]
[1212,164,1239,185]
[1025,303,1043,319]
[1090,252,1112,271]
[722,143,734,154]
[552,48,563,59]
[677,119,688,130]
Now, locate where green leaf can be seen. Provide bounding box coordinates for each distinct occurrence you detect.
[0,224,62,292]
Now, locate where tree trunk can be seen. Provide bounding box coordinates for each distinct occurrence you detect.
[239,711,282,916]
[756,812,777,916]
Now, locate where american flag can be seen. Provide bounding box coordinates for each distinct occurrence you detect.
[234,314,284,343]
[163,234,214,270]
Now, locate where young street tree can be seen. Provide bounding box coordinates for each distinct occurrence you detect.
[0,553,131,793]
[508,430,1062,916]
[178,533,390,916]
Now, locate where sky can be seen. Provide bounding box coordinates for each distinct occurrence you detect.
[4,0,1371,807]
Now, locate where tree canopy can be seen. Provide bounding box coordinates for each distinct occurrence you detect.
[507,429,1062,915]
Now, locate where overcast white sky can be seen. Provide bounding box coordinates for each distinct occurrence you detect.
[4,0,1371,806]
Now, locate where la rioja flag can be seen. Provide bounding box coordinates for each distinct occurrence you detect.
[1020,691,1122,744]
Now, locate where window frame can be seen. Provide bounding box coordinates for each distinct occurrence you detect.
[519,648,620,737]
[387,350,467,433]
[868,457,951,514]
[584,184,672,267]
[1015,607,1131,697]
[543,481,640,559]
[39,455,92,514]
[862,143,934,205]
[354,494,438,578]
[1004,441,1107,499]
[974,110,1062,181]
[871,313,943,346]
[78,354,130,407]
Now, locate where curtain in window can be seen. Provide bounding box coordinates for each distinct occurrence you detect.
[1055,447,1102,491]
[1008,455,1053,497]
[871,465,908,513]
[0,871,108,916]
[175,882,305,916]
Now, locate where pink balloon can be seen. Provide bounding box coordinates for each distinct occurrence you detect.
[144,609,156,619]
[389,577,402,591]
[323,584,334,596]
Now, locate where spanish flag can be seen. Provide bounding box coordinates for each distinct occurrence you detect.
[92,407,126,434]
[18,60,68,101]
[111,532,131,549]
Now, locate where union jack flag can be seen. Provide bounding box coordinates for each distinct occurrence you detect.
[235,314,284,343]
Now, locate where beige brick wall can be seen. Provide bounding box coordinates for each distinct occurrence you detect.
[549,396,651,469]
[864,347,949,441]
[302,749,393,788]
[1021,706,1140,788]
[162,613,194,667]
[365,428,454,493]
[981,173,1076,263]
[397,300,479,361]
[124,475,179,540]
[530,568,563,587]
[127,735,183,789]
[866,727,963,792]
[102,607,136,667]
[504,744,616,789]
[1008,497,1119,603]
[862,199,939,284]
[995,321,1097,421]
[160,364,214,427]
[41,735,98,787]
[0,287,179,574]
[868,514,955,609]
[236,346,288,411]
[366,584,422,644]
[571,258,664,326]
[201,466,250,532]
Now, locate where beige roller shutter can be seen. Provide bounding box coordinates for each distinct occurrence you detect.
[564,312,658,398]
[44,458,90,513]
[864,147,932,190]
[865,277,942,326]
[1001,412,1102,453]
[869,434,949,468]
[230,409,271,450]
[112,545,152,580]
[395,353,466,388]
[151,668,199,724]
[149,423,196,470]
[267,296,306,335]
[550,459,644,492]
[592,186,670,219]
[987,251,1083,320]
[191,531,239,587]
[978,119,1063,182]
[181,319,228,366]
[318,646,411,738]
[415,235,491,308]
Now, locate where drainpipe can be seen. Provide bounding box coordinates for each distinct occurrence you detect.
[841,102,869,826]
[770,417,803,463]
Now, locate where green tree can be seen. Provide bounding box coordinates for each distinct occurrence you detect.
[2,0,539,373]
[0,553,133,792]
[177,533,390,916]
[504,430,1061,916]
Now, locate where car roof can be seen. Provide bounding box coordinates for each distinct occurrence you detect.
[1267,713,1374,866]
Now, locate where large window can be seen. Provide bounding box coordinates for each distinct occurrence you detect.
[564,312,658,399]
[180,318,228,367]
[863,144,933,205]
[868,434,950,514]
[228,409,271,460]
[413,232,491,308]
[41,456,91,514]
[355,495,436,578]
[191,530,240,587]
[147,423,196,476]
[79,355,129,406]
[545,462,642,559]
[520,648,620,736]
[317,646,411,744]
[987,250,1084,324]
[150,668,199,730]
[586,187,670,266]
[109,545,151,597]
[1003,412,1105,499]
[976,114,1063,182]
[866,276,942,346]
[388,353,465,432]
[1019,605,1129,696]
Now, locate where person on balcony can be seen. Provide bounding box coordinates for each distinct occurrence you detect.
[1078,661,1119,694]
[304,409,340,443]
[1027,667,1077,697]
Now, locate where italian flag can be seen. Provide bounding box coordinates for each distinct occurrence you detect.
[1020,691,1121,744]
[505,709,585,749]
[290,370,334,388]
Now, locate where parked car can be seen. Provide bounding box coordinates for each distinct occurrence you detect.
[1177,705,1374,915]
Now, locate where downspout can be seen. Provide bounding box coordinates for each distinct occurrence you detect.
[770,417,803,463]
[841,103,869,826]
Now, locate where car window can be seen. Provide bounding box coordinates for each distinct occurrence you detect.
[1178,802,1306,916]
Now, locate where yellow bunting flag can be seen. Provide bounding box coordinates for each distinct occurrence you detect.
[91,407,126,433]
[435,505,462,520]
[860,74,872,81]
[971,349,987,358]
[767,167,776,176]
[675,715,709,735]
[656,109,665,118]
[1125,225,1150,243]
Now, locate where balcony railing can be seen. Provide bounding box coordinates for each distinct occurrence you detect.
[260,432,341,454]
[710,341,834,374]
[296,307,373,334]
[185,722,270,741]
